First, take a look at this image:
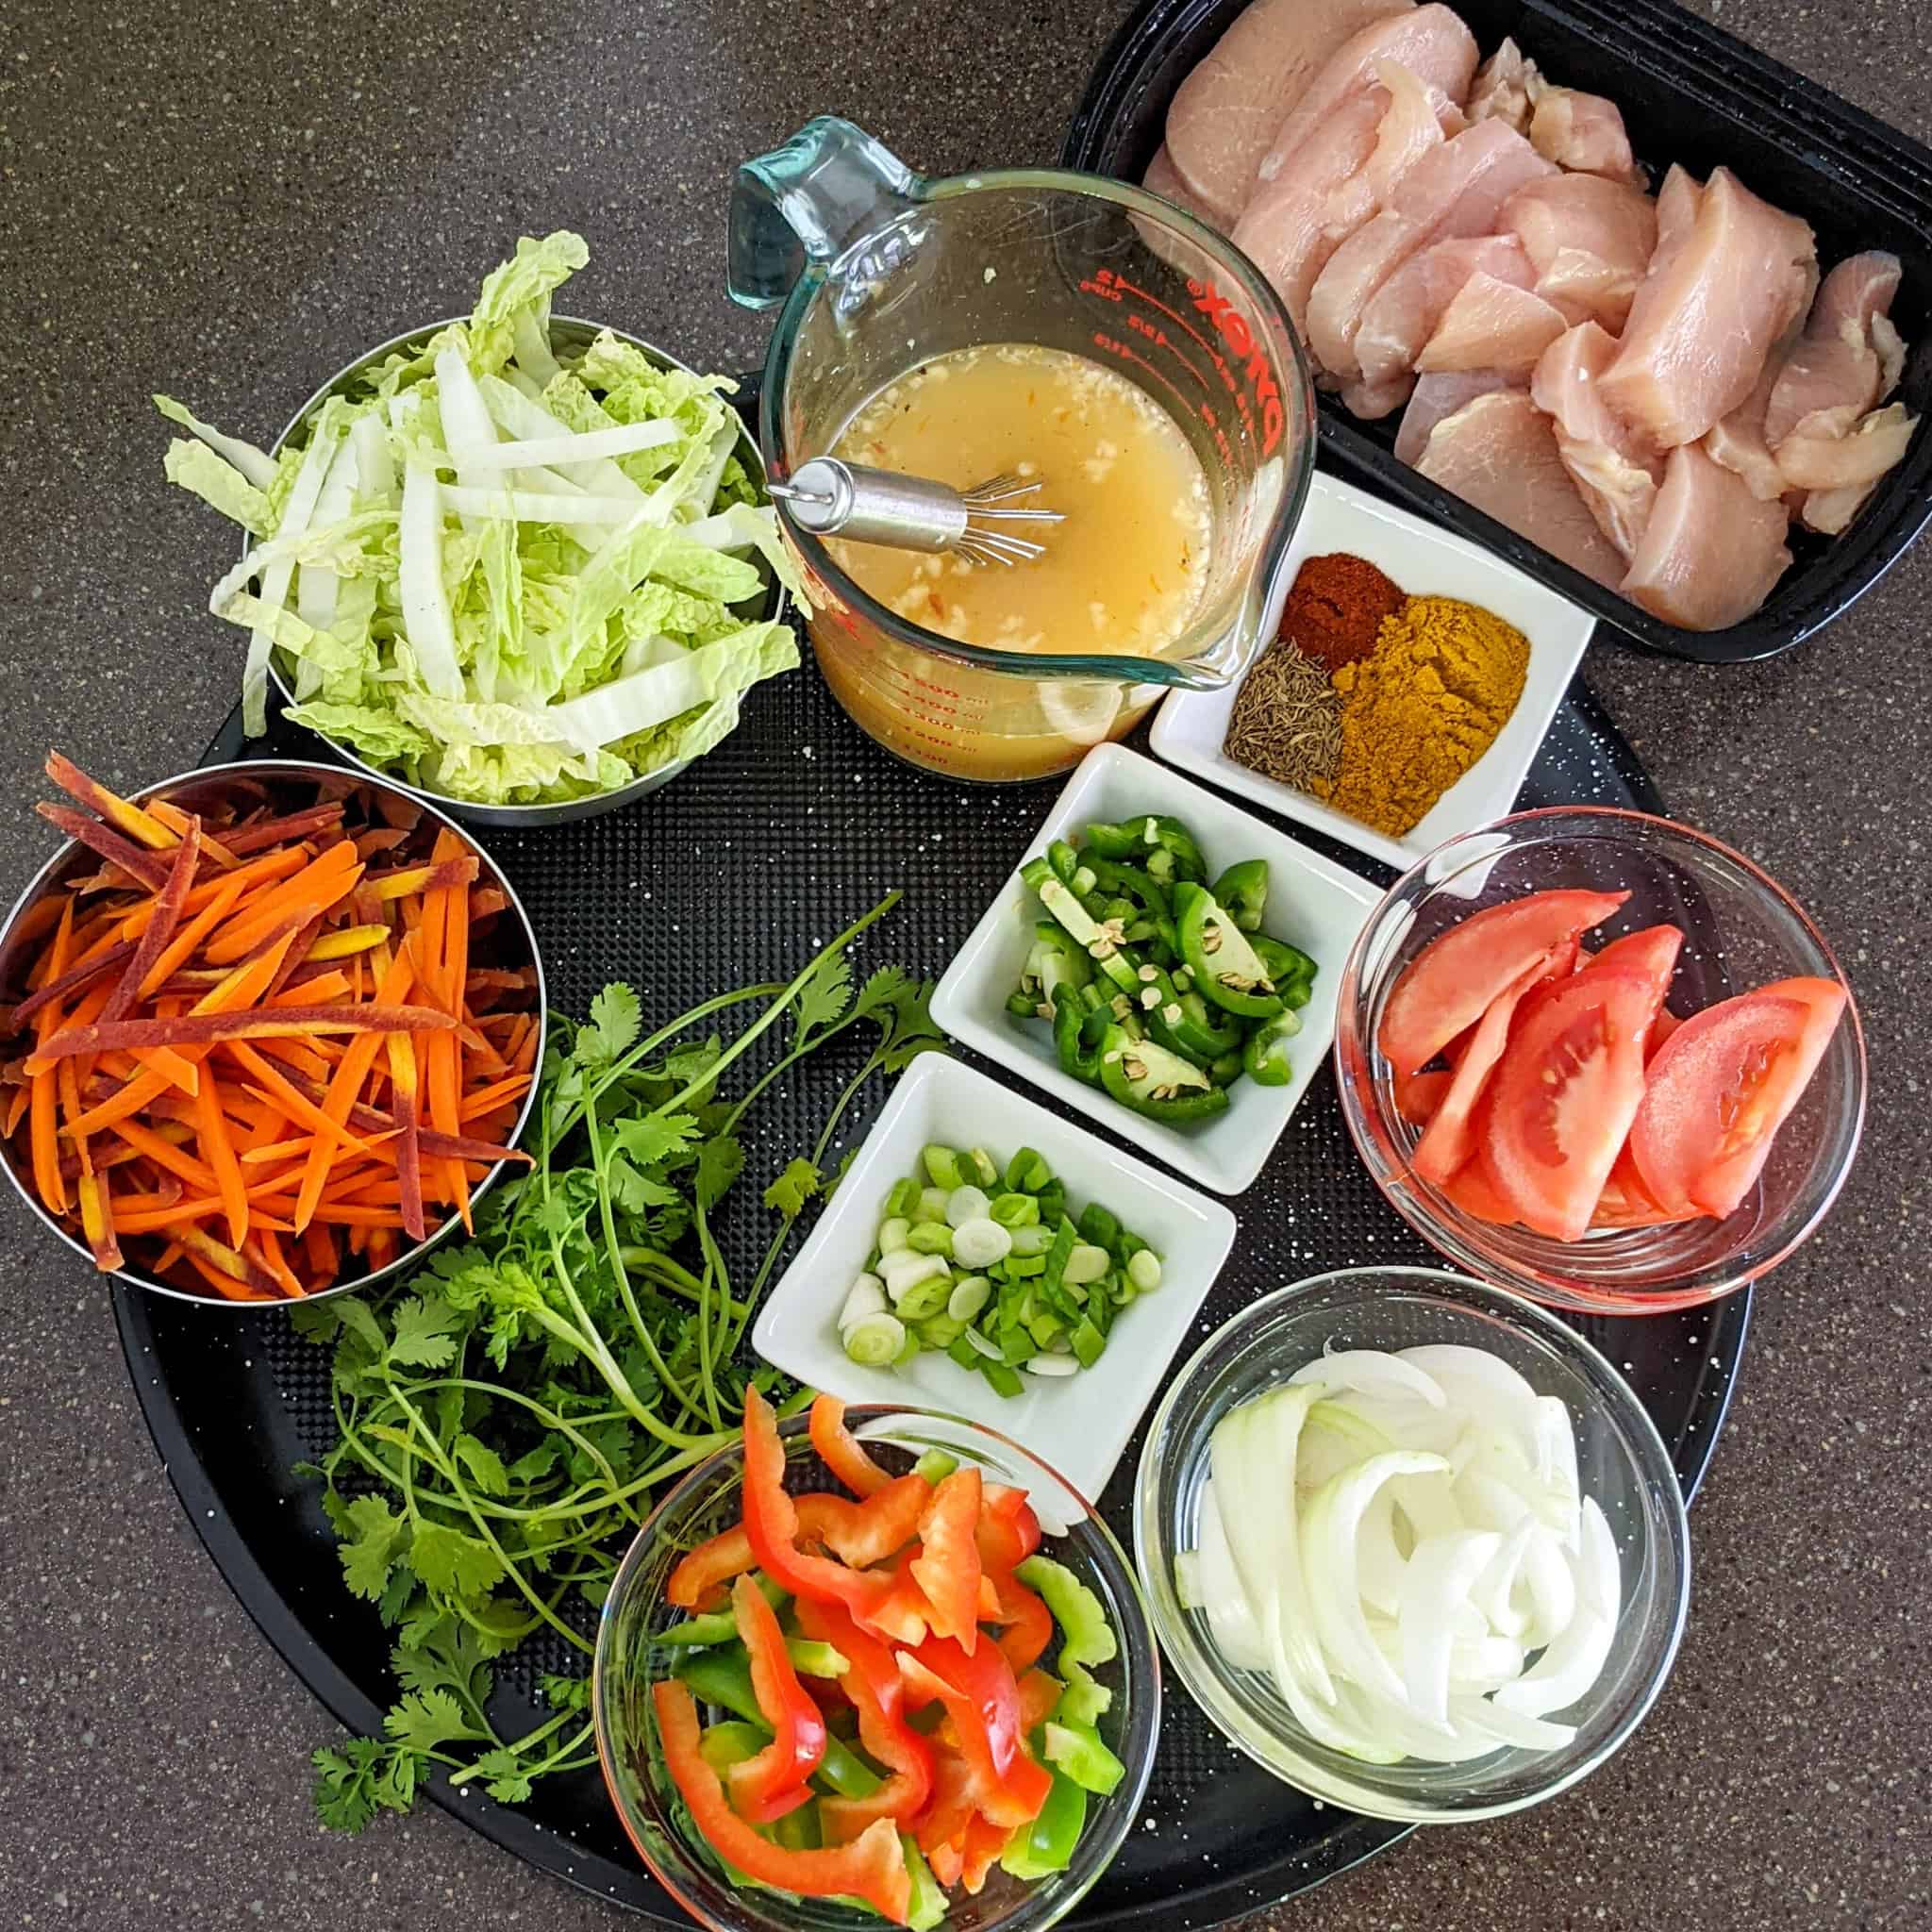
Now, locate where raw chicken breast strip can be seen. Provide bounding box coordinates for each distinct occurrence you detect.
[1702,352,1792,502]
[1763,251,1904,447]
[1393,371,1515,465]
[1306,119,1557,377]
[1143,144,1216,225]
[1164,0,1414,225]
[1533,323,1664,558]
[1416,389,1628,587]
[1417,273,1569,375]
[1528,90,1641,185]
[1355,235,1535,391]
[1257,5,1478,184]
[1621,442,1791,631]
[1599,166,1817,448]
[1232,89,1394,342]
[1466,38,1539,132]
[1499,175,1657,334]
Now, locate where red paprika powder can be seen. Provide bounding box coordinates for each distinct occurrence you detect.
[1281,553,1407,673]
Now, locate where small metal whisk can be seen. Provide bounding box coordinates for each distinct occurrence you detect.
[768,457,1065,566]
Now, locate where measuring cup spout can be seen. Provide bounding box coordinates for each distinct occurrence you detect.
[727,117,922,310]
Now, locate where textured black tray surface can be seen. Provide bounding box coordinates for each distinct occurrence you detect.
[113,666,1747,1928]
[1063,0,1932,666]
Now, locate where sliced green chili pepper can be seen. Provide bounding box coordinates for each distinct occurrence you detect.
[1022,921,1093,1008]
[1052,984,1108,1084]
[1140,815,1208,886]
[1006,988,1041,1020]
[1046,839,1082,887]
[1253,933,1319,1010]
[1210,858,1269,932]
[1210,1050,1246,1087]
[1031,874,1141,995]
[999,1769,1088,1880]
[1176,887,1284,1020]
[1085,854,1172,918]
[1097,1023,1230,1124]
[1241,1008,1302,1086]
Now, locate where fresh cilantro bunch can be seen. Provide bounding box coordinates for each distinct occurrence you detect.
[297,892,941,1830]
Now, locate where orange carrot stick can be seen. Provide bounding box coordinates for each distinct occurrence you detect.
[104,818,201,1024]
[382,1026,426,1241]
[136,871,251,997]
[42,753,178,851]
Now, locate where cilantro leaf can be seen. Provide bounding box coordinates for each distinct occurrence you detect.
[408,1520,508,1599]
[762,1158,822,1220]
[330,1296,387,1359]
[386,1293,466,1369]
[608,1157,681,1217]
[577,984,641,1067]
[507,1441,559,1485]
[464,1747,537,1805]
[541,1672,592,1712]
[452,1433,508,1496]
[313,1740,388,1833]
[695,1134,743,1210]
[611,1112,700,1167]
[385,1687,485,1752]
[288,1299,342,1344]
[793,949,854,1039]
[339,1495,408,1602]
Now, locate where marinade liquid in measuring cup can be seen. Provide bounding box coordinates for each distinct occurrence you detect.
[729,118,1316,783]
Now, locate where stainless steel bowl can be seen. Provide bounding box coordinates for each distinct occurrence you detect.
[0,758,547,1306]
[259,316,782,828]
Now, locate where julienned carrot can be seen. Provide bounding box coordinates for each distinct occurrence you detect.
[8,758,537,1296]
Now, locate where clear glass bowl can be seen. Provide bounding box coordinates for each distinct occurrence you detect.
[593,1407,1160,1932]
[1135,1267,1690,1824]
[1334,808,1866,1315]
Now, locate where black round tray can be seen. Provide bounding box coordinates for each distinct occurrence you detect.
[113,666,1747,1927]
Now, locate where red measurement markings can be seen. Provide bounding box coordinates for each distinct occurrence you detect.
[1090,332,1208,431]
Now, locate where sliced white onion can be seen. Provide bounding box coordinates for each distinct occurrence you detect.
[1471,1516,1538,1640]
[1449,1694,1578,1752]
[1301,1450,1449,1707]
[1520,1524,1578,1649]
[1331,1678,1502,1763]
[1492,1602,1614,1720]
[1355,1484,1407,1617]
[1291,1348,1447,1408]
[1535,1396,1584,1548]
[1298,1399,1395,1494]
[1397,1529,1503,1727]
[1210,1385,1337,1709]
[1576,1496,1623,1624]
[1191,1480,1270,1674]
[1390,1467,1464,1544]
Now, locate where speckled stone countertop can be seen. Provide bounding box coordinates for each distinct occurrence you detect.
[1,1,1926,1925]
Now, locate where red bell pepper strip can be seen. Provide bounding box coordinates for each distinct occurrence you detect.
[1018,1668,1063,1733]
[864,1548,931,1647]
[976,1483,1042,1572]
[910,1467,983,1653]
[667,1476,931,1611]
[927,1839,965,1890]
[652,1680,910,1924]
[809,1393,893,1498]
[960,1812,1012,1895]
[724,1574,826,1824]
[911,1748,979,1858]
[796,1596,934,1840]
[741,1387,895,1627]
[899,1636,1053,1829]
[993,1575,1056,1676]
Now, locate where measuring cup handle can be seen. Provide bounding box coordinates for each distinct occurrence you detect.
[726,116,921,310]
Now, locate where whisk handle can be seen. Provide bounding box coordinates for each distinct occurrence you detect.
[773,458,966,554]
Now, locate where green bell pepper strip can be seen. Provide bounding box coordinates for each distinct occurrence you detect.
[1241,1008,1302,1086]
[1015,1555,1118,1728]
[1253,933,1319,1010]
[1051,984,1108,1084]
[659,1574,789,1646]
[671,1646,881,1799]
[1176,888,1285,1021]
[694,1723,823,1865]
[912,1449,958,1484]
[1210,858,1269,932]
[1097,1024,1232,1124]
[900,1836,948,1931]
[998,1768,1089,1880]
[1042,1717,1128,1796]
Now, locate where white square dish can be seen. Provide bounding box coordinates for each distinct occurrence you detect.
[751,1052,1237,1504]
[929,741,1377,1194]
[1149,470,1599,872]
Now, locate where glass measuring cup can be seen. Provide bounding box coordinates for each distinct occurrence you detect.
[728,117,1317,783]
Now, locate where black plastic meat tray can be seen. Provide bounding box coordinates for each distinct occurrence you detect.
[1063,0,1932,664]
[111,663,1748,1926]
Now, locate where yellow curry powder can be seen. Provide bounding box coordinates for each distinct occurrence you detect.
[1316,594,1529,838]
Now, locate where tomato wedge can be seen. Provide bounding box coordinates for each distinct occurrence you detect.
[1411,953,1548,1185]
[1591,1145,1687,1231]
[1586,924,1682,1006]
[1441,1150,1520,1226]
[1378,890,1627,1077]
[1647,1005,1680,1058]
[1393,1067,1453,1126]
[1629,977,1847,1219]
[1482,965,1658,1241]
